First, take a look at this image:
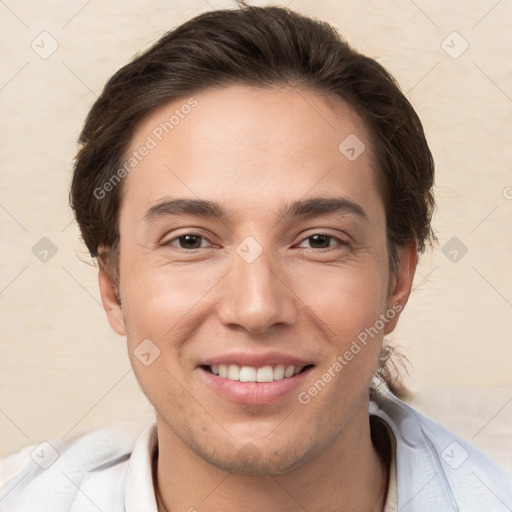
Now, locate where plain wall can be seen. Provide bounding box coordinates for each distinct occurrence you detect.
[1,0,511,467]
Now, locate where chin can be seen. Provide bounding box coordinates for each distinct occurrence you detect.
[195,438,323,476]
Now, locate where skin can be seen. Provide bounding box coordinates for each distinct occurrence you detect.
[98,84,417,512]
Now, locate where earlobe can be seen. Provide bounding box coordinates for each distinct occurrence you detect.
[98,264,127,336]
[384,244,417,335]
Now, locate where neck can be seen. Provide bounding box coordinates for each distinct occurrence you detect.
[156,397,387,512]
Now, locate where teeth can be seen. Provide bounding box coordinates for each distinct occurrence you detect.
[256,366,273,382]
[210,364,305,382]
[239,366,257,382]
[273,364,285,380]
[227,364,240,380]
[284,365,295,378]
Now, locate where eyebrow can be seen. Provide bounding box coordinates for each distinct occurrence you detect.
[143,196,368,223]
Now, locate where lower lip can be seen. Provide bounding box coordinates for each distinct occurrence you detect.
[199,367,313,405]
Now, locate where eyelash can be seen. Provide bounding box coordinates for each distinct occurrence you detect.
[163,232,348,251]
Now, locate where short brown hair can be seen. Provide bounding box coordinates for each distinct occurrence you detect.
[70,4,435,396]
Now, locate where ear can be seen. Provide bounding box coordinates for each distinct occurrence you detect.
[384,244,417,335]
[98,263,127,336]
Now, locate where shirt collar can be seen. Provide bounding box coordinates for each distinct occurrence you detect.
[125,422,159,512]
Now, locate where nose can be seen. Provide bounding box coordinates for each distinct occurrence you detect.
[216,246,298,334]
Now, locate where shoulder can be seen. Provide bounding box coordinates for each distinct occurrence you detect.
[0,419,153,512]
[370,380,512,512]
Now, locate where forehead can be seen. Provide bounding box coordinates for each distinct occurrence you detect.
[120,84,382,222]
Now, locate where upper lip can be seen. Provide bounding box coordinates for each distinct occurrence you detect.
[200,351,314,368]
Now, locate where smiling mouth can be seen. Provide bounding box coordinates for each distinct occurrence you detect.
[201,364,314,383]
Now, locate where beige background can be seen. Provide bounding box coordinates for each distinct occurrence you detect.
[1,0,511,473]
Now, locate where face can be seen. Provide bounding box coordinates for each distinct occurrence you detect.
[99,84,415,475]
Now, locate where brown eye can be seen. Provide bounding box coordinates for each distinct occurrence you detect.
[306,234,332,249]
[166,233,207,250]
[298,233,345,250]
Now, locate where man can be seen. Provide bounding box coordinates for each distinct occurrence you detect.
[1,3,510,511]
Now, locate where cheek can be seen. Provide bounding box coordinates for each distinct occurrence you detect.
[120,252,224,342]
[294,266,388,410]
[291,259,389,337]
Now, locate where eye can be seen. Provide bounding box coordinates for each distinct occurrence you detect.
[165,233,210,250]
[162,232,347,251]
[297,233,346,250]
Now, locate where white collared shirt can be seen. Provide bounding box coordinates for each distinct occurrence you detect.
[1,382,511,511]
